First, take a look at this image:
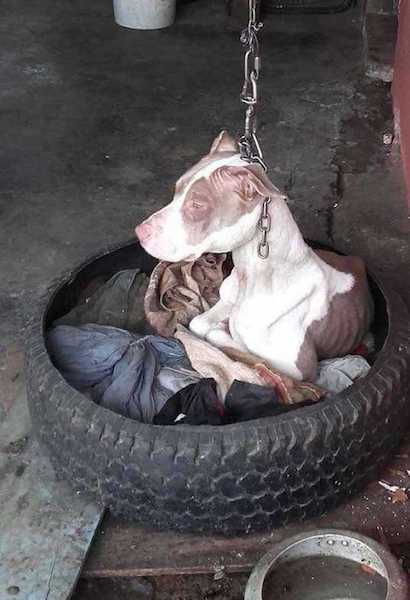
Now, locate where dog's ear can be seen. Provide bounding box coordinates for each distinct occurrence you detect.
[209,130,238,155]
[210,165,286,207]
[246,165,287,202]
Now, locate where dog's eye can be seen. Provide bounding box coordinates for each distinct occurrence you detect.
[182,194,209,222]
[190,196,206,210]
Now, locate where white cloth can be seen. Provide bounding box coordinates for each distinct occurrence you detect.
[315,355,371,394]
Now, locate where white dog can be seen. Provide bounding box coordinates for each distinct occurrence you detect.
[136,131,373,381]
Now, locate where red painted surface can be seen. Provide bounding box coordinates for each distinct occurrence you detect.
[393,0,410,204]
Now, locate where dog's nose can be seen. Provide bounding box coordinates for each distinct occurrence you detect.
[135,222,154,242]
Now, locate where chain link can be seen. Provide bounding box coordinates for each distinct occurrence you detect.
[239,0,271,259]
[257,197,272,258]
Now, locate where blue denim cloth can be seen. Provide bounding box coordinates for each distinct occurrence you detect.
[47,324,200,423]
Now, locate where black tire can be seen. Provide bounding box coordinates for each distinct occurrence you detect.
[25,240,410,535]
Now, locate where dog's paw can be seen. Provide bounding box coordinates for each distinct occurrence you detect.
[189,315,212,338]
[205,325,236,349]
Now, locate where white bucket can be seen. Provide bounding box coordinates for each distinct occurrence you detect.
[113,0,176,30]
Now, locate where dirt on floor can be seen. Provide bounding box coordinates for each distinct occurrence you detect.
[73,573,249,600]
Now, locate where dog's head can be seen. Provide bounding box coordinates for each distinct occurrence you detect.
[135,131,285,262]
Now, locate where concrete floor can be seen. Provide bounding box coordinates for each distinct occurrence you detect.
[1,0,409,350]
[0,0,409,597]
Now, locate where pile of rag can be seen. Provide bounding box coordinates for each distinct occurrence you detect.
[144,253,231,336]
[47,257,372,425]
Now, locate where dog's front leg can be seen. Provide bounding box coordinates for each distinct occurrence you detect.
[189,298,233,339]
[189,270,239,340]
[205,323,244,351]
[190,301,244,351]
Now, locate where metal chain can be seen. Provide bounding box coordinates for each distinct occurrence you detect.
[257,197,271,258]
[239,0,271,259]
[239,0,267,172]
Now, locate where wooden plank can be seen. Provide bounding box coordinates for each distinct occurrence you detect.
[84,437,410,578]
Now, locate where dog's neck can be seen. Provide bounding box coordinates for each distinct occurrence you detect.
[232,197,309,280]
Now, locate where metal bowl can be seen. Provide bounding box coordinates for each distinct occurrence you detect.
[244,529,408,600]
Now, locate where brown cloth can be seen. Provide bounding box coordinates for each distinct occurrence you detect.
[145,253,230,337]
[175,326,323,405]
